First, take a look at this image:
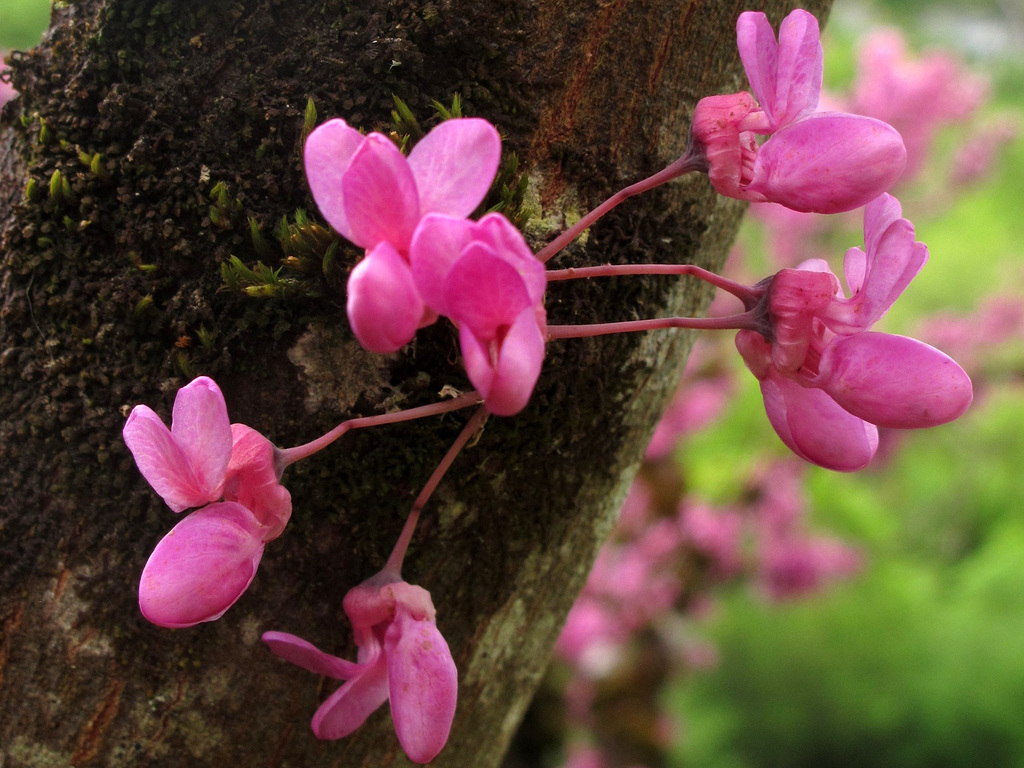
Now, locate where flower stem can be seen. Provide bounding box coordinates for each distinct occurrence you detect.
[276,390,482,469]
[546,263,764,305]
[546,311,762,340]
[536,152,704,264]
[383,405,490,576]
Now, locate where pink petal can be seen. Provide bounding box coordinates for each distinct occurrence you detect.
[444,245,533,335]
[304,119,367,242]
[171,376,233,496]
[225,425,292,540]
[312,652,390,740]
[773,9,823,125]
[409,213,476,317]
[385,612,458,764]
[262,631,363,679]
[825,194,928,333]
[346,241,426,353]
[737,12,780,126]
[138,502,266,628]
[408,118,501,218]
[473,306,546,417]
[474,213,547,305]
[735,329,773,380]
[342,134,420,251]
[842,246,868,297]
[123,405,213,513]
[459,327,496,402]
[817,333,973,429]
[759,370,878,472]
[862,192,905,256]
[747,112,907,213]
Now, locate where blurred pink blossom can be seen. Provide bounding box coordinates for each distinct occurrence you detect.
[847,29,989,178]
[759,533,862,600]
[646,374,735,460]
[950,117,1019,187]
[679,501,745,578]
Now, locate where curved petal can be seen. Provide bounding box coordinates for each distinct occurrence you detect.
[444,245,532,335]
[747,112,907,214]
[311,652,390,740]
[385,612,458,764]
[759,371,878,472]
[458,325,496,402]
[262,631,363,680]
[475,213,547,305]
[225,425,292,540]
[409,213,475,317]
[138,502,265,628]
[408,118,501,218]
[347,242,425,353]
[842,246,868,297]
[123,405,214,513]
[773,9,823,125]
[479,306,545,417]
[304,118,366,242]
[737,12,779,126]
[735,329,773,380]
[170,378,233,492]
[342,134,420,251]
[826,194,928,333]
[817,333,973,429]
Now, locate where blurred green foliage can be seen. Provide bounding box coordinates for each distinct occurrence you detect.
[0,0,49,51]
[670,2,1024,766]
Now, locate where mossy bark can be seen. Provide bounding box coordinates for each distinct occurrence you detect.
[0,0,829,766]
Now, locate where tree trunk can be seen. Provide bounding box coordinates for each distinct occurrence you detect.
[0,0,828,766]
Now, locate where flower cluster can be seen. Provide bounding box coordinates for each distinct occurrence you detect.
[735,194,972,470]
[690,10,906,213]
[305,117,546,416]
[119,7,979,765]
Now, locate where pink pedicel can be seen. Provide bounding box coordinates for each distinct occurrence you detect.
[736,194,972,470]
[411,212,548,416]
[690,10,907,213]
[260,407,489,762]
[263,565,457,763]
[304,117,501,353]
[123,377,291,627]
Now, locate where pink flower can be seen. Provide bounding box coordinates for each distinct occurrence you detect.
[410,212,547,416]
[759,533,862,600]
[304,117,501,353]
[735,194,973,470]
[123,377,291,627]
[263,574,457,764]
[690,10,906,213]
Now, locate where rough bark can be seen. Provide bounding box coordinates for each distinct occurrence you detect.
[0,0,828,766]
